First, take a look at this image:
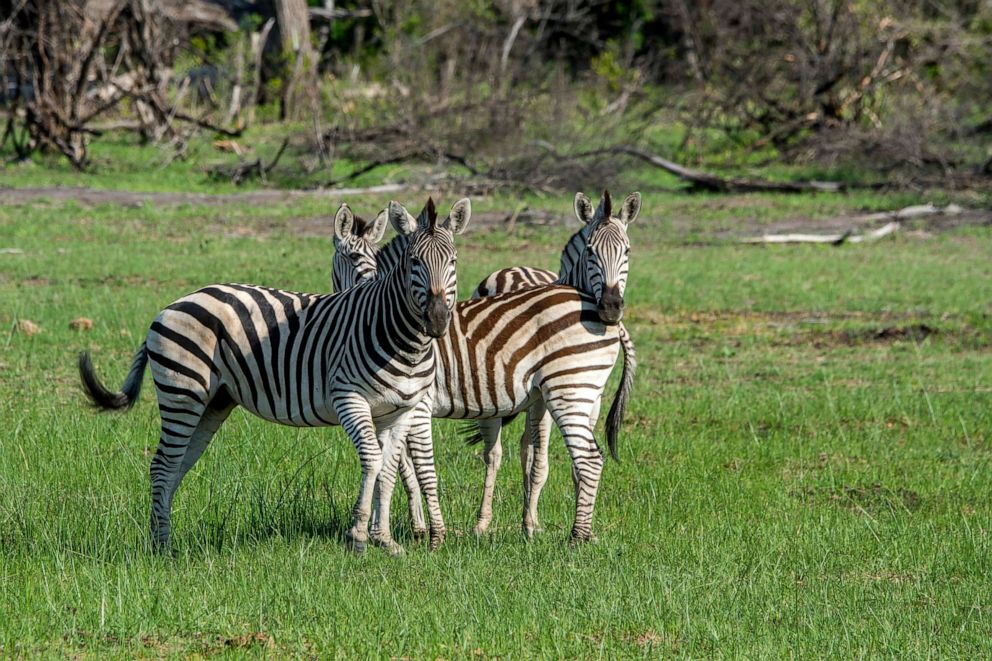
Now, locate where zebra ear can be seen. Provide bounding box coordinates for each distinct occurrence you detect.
[594,190,612,221]
[333,203,355,242]
[388,201,419,235]
[574,192,595,225]
[619,192,641,225]
[442,198,472,234]
[366,209,388,243]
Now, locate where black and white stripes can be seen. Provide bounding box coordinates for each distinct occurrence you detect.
[79,197,470,553]
[334,192,639,544]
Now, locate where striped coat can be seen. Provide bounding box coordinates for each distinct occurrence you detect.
[338,197,636,544]
[79,198,469,553]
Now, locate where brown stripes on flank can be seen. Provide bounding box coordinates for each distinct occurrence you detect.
[467,289,587,405]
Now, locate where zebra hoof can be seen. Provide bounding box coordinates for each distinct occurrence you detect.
[150,538,173,556]
[411,528,428,544]
[371,535,406,557]
[568,533,597,548]
[429,529,446,551]
[522,526,541,540]
[344,530,367,554]
[472,521,492,536]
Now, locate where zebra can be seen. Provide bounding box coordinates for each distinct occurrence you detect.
[330,204,387,292]
[335,196,637,545]
[469,191,639,536]
[78,197,471,554]
[330,203,431,541]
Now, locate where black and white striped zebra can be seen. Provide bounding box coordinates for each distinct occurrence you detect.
[469,191,640,536]
[331,204,387,292]
[78,197,470,553]
[336,198,636,544]
[330,203,431,540]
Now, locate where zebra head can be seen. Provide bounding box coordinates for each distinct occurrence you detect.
[388,196,472,338]
[331,203,387,292]
[571,190,641,325]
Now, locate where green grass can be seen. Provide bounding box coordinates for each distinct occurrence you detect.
[1,182,991,657]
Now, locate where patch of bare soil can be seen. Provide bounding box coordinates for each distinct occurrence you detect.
[630,309,989,349]
[839,323,938,344]
[0,183,407,208]
[791,483,922,513]
[5,185,990,239]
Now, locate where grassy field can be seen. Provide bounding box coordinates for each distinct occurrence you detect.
[1,156,991,657]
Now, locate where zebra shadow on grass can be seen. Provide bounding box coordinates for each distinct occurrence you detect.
[176,457,430,557]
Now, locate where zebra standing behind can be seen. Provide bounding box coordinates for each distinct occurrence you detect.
[334,198,636,546]
[78,197,470,553]
[470,191,639,536]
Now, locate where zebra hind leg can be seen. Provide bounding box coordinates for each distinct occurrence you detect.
[398,448,427,541]
[543,390,605,545]
[149,392,231,553]
[473,418,503,536]
[404,405,446,550]
[149,394,234,554]
[522,402,552,539]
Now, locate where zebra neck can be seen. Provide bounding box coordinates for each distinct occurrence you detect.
[379,261,434,361]
[377,234,410,276]
[557,259,589,292]
[555,224,592,286]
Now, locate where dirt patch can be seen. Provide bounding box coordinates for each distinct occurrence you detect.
[0,183,407,208]
[4,185,990,239]
[839,323,938,344]
[792,483,922,513]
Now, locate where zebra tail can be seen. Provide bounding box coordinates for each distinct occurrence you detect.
[78,343,148,411]
[461,412,522,446]
[605,323,636,462]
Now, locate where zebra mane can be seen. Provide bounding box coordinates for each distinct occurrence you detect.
[376,232,411,276]
[556,219,598,285]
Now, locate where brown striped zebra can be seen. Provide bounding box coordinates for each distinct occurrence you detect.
[335,198,636,546]
[467,191,640,536]
[78,197,470,553]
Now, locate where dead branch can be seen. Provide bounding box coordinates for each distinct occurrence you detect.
[207,138,289,185]
[741,222,900,245]
[739,203,964,244]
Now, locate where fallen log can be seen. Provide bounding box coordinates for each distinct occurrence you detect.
[741,222,900,245]
[531,142,866,193]
[740,203,963,244]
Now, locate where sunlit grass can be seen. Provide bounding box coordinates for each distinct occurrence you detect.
[1,193,990,657]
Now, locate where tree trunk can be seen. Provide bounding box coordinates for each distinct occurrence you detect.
[274,0,317,120]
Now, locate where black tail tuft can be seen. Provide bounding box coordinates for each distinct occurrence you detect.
[78,343,148,411]
[605,323,636,461]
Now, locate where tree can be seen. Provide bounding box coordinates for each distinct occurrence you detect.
[273,0,317,120]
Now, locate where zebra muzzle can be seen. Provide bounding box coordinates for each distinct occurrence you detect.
[597,285,624,325]
[424,292,451,337]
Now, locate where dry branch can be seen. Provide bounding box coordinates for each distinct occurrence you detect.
[741,222,899,245]
[207,138,289,185]
[739,203,964,245]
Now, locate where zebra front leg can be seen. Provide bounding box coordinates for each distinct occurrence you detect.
[404,404,446,550]
[398,448,427,541]
[474,418,504,535]
[333,394,383,554]
[544,393,605,545]
[522,402,552,539]
[369,412,418,556]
